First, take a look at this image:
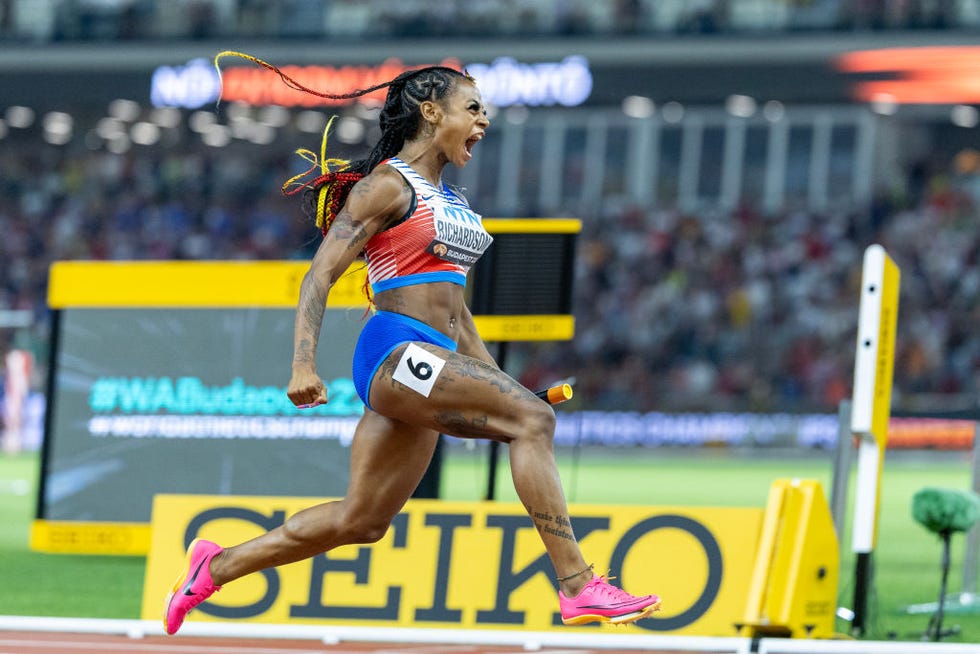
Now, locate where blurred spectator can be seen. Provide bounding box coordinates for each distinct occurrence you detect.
[3,0,979,42]
[0,126,976,414]
[510,152,978,413]
[2,0,978,416]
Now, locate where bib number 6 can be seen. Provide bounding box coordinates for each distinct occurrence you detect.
[392,343,446,398]
[407,357,433,380]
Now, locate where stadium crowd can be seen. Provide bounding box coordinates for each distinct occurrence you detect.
[1,0,978,43]
[2,0,979,417]
[544,165,980,413]
[1,134,976,414]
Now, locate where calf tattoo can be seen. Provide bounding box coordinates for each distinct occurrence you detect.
[531,508,575,542]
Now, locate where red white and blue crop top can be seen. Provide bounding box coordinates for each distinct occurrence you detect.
[363,157,493,294]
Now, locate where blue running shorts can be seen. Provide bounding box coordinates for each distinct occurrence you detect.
[352,310,458,410]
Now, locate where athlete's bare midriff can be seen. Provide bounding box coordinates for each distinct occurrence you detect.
[373,281,466,340]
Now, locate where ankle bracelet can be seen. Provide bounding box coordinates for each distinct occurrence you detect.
[557,563,594,582]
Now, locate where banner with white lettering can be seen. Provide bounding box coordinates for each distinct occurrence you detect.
[42,308,362,524]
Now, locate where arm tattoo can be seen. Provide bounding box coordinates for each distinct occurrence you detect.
[329,209,370,251]
[330,172,401,248]
[294,272,328,364]
[294,338,316,364]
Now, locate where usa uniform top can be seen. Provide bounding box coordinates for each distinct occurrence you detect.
[352,158,493,409]
[363,157,493,295]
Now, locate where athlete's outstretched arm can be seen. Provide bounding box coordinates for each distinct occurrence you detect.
[288,168,411,407]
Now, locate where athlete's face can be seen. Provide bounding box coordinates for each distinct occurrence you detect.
[433,80,489,168]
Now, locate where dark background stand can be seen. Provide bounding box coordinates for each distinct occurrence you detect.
[484,341,508,501]
[924,528,959,641]
[412,221,579,501]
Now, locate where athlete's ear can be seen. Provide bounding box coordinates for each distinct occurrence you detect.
[419,99,442,126]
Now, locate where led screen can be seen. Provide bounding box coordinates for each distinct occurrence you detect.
[41,307,365,522]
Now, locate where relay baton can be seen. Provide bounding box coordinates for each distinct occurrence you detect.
[299,383,573,409]
[535,383,573,405]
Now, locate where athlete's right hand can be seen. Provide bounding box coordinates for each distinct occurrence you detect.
[287,370,328,408]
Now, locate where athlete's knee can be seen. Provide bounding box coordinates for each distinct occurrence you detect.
[340,516,391,544]
[281,504,390,547]
[331,501,392,544]
[516,401,556,446]
[281,511,328,549]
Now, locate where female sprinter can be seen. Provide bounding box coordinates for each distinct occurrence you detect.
[164,58,661,635]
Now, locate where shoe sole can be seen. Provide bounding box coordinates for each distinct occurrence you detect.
[562,598,662,626]
[162,538,204,634]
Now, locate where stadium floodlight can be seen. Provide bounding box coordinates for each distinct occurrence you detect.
[622,95,655,119]
[188,110,217,133]
[352,102,380,121]
[229,116,255,140]
[726,94,757,118]
[130,122,161,146]
[247,123,276,145]
[951,105,979,129]
[42,127,71,145]
[42,112,73,144]
[661,101,684,123]
[258,104,290,127]
[107,135,131,154]
[108,99,141,122]
[225,101,251,122]
[295,110,327,134]
[201,124,231,147]
[150,107,181,129]
[95,117,125,140]
[335,117,364,144]
[5,106,35,129]
[763,100,785,122]
[869,92,898,115]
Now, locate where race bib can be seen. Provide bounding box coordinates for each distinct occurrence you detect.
[392,343,446,398]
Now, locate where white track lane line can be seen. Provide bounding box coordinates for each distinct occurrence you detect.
[374,646,480,653]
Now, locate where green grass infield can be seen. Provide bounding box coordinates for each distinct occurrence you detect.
[1,446,978,641]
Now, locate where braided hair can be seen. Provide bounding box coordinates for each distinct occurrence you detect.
[215,52,472,235]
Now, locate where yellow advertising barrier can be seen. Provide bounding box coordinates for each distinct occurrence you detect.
[741,479,839,638]
[143,495,763,635]
[30,520,151,556]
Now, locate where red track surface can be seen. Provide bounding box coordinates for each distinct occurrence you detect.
[0,631,733,654]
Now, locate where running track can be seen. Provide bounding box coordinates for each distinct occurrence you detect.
[0,617,755,654]
[0,631,737,654]
[4,625,977,654]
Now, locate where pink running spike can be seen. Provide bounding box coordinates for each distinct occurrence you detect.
[163,538,223,635]
[559,574,662,625]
